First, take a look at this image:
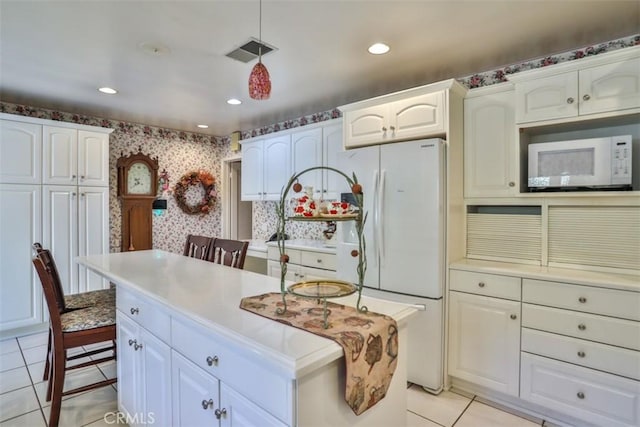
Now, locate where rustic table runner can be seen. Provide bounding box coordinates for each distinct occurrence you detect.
[240,292,398,415]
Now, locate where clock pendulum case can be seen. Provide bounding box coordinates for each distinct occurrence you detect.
[117,149,159,251]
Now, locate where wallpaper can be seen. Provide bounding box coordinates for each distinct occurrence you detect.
[1,33,637,254]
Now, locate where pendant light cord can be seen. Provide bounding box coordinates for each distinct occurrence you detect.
[258,0,263,60]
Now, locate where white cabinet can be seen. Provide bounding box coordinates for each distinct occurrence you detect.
[343,91,445,148]
[464,85,518,198]
[240,135,291,201]
[267,245,337,282]
[117,302,172,426]
[0,184,42,331]
[219,383,287,427]
[43,127,109,187]
[171,350,220,427]
[515,56,640,123]
[0,120,42,184]
[290,121,344,200]
[448,269,522,396]
[77,187,109,292]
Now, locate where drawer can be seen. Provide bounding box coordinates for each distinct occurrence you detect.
[522,303,640,351]
[450,269,521,301]
[521,352,640,427]
[523,279,640,321]
[267,246,301,264]
[171,318,293,424]
[522,328,640,381]
[300,251,336,270]
[117,287,171,343]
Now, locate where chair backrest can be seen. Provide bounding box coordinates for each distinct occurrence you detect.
[33,250,64,327]
[208,238,248,269]
[183,235,214,260]
[33,243,66,312]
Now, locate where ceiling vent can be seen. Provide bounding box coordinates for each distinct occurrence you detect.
[225,38,277,63]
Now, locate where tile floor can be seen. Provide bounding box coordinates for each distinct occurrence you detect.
[2,331,544,427]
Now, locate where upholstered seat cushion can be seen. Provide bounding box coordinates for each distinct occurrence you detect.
[60,304,116,332]
[65,288,115,310]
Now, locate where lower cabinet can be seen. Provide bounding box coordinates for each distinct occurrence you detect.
[116,312,172,427]
[171,350,220,426]
[266,245,337,282]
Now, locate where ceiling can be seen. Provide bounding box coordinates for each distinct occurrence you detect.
[1,1,638,136]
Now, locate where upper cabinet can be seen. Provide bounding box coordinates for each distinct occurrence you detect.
[0,120,42,184]
[240,135,291,201]
[513,50,640,124]
[342,91,446,148]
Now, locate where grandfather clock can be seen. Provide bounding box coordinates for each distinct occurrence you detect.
[117,149,159,251]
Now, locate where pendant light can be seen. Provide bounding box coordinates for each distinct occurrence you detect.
[248,0,271,100]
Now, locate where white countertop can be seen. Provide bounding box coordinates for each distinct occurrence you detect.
[450,258,640,292]
[77,250,415,377]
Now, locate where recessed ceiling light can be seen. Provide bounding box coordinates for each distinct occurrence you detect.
[368,43,390,55]
[98,87,117,94]
[227,98,242,105]
[197,124,209,129]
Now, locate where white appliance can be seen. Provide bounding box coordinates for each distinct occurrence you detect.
[528,135,632,190]
[336,138,446,393]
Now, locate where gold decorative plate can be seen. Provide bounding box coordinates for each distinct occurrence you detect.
[320,213,358,219]
[288,280,357,298]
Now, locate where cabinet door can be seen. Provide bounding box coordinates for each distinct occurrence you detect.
[579,57,640,116]
[299,266,336,282]
[117,312,140,422]
[464,89,517,198]
[78,130,109,187]
[172,350,220,427]
[42,186,79,295]
[0,184,42,331]
[267,260,300,281]
[0,120,42,184]
[343,104,389,148]
[291,128,322,199]
[515,72,578,123]
[392,92,445,140]
[43,126,78,185]
[140,328,172,426]
[220,383,287,427]
[78,187,109,292]
[322,123,343,200]
[448,291,521,395]
[240,140,264,201]
[263,135,291,200]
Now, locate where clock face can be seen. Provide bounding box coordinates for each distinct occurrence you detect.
[127,162,152,194]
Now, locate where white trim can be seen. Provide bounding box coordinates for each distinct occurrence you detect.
[0,112,114,134]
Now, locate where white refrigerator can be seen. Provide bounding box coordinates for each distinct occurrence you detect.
[336,138,446,393]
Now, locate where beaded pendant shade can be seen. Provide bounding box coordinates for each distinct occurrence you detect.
[248,0,271,100]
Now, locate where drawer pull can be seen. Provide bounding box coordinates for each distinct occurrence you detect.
[577,392,585,399]
[201,399,214,410]
[578,297,587,303]
[206,355,219,366]
[128,339,136,347]
[130,307,139,315]
[510,314,517,320]
[578,323,586,331]
[478,282,485,288]
[566,97,575,104]
[215,408,227,419]
[577,351,586,358]
[316,259,322,263]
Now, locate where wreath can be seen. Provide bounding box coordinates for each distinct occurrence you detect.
[174,170,217,215]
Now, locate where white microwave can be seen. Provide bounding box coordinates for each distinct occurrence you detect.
[528,135,632,191]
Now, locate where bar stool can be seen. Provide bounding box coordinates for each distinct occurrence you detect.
[208,238,249,269]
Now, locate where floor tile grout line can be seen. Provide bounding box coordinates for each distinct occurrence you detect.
[18,335,49,427]
[451,394,477,426]
[406,408,447,427]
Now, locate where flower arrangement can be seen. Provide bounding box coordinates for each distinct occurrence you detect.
[158,169,171,196]
[174,170,217,215]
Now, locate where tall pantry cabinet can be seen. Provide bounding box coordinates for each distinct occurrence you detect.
[0,113,112,333]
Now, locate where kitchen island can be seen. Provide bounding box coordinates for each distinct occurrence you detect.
[77,250,416,427]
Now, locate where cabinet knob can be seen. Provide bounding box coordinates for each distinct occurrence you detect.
[577,351,586,358]
[566,97,575,104]
[508,182,515,187]
[583,94,591,101]
[80,175,85,180]
[390,125,395,131]
[382,126,387,132]
[215,408,227,419]
[201,399,214,410]
[578,297,587,303]
[133,343,143,351]
[206,355,219,366]
[316,259,322,263]
[510,314,517,320]
[128,339,136,347]
[478,282,485,288]
[130,307,139,315]
[72,192,77,197]
[577,392,585,399]
[71,175,77,180]
[578,323,586,331]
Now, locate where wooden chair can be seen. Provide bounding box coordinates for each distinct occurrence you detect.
[32,244,115,385]
[183,234,214,260]
[208,238,249,269]
[33,249,117,427]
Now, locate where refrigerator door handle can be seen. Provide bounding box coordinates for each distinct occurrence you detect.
[372,169,379,259]
[378,169,386,266]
